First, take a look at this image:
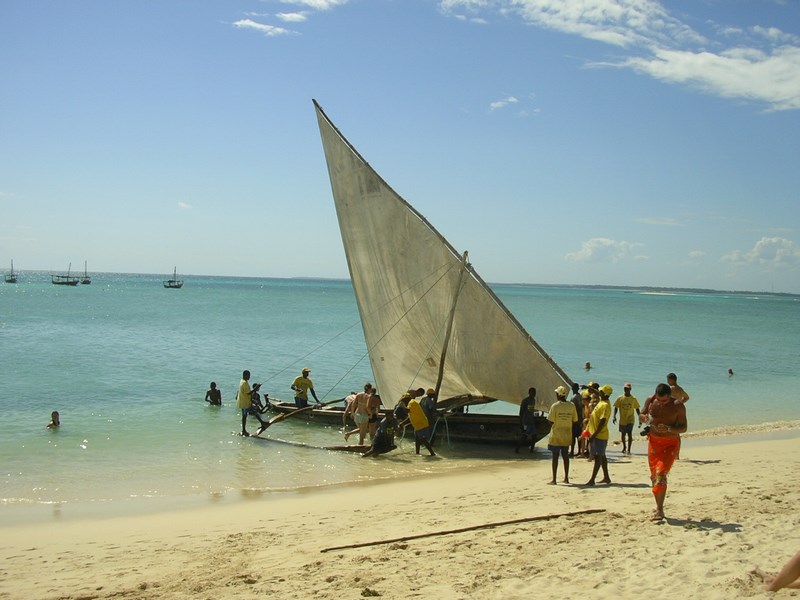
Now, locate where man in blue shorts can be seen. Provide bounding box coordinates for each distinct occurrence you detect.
[547,386,578,484]
[585,384,613,485]
[237,369,268,437]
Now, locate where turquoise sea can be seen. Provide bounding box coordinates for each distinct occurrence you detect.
[1,274,798,522]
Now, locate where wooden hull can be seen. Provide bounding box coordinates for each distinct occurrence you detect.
[51,276,80,286]
[267,401,551,447]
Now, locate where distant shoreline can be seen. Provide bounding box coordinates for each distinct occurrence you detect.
[6,270,799,298]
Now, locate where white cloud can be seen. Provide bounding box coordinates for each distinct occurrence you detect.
[178,202,192,210]
[440,0,800,111]
[688,250,705,260]
[722,237,800,267]
[489,96,518,111]
[277,12,308,23]
[564,237,639,263]
[277,0,347,9]
[752,25,800,46]
[233,19,295,37]
[622,45,800,111]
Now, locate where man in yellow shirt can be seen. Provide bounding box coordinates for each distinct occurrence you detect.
[291,368,319,408]
[547,386,578,485]
[585,384,613,486]
[237,369,268,437]
[405,398,436,456]
[612,383,640,455]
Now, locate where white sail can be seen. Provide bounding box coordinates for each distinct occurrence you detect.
[314,100,573,411]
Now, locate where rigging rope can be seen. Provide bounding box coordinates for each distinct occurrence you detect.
[260,260,458,401]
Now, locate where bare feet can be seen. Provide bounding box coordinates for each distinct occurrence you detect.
[548,480,556,485]
[563,478,570,484]
[344,431,351,442]
[600,478,612,485]
[584,480,596,486]
[650,510,665,522]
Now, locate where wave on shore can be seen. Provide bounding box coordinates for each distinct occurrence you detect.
[683,419,800,438]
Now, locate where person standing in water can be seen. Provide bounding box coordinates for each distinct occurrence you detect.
[205,382,222,406]
[47,411,60,428]
[405,395,436,456]
[237,370,268,437]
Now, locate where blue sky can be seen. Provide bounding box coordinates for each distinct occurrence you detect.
[2,0,799,293]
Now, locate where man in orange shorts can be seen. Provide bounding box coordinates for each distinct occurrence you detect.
[641,382,687,522]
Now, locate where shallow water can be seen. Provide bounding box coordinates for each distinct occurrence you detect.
[1,274,798,517]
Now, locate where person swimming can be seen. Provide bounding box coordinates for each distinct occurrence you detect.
[47,411,60,428]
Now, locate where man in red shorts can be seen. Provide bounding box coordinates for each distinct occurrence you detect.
[642,382,687,522]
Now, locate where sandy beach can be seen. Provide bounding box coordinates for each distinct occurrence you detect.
[2,425,798,600]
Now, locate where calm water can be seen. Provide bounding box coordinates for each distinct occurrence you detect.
[1,274,798,519]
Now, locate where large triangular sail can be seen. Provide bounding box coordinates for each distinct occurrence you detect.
[314,100,573,411]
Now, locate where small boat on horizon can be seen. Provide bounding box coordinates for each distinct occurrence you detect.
[51,263,80,286]
[4,259,18,283]
[81,260,92,285]
[163,267,184,289]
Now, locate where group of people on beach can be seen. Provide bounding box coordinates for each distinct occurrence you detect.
[208,366,692,509]
[535,373,689,523]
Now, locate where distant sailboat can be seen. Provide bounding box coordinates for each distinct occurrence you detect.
[4,260,18,283]
[51,263,80,286]
[307,100,574,445]
[163,267,184,289]
[81,260,92,285]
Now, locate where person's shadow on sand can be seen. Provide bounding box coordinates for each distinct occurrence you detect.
[665,517,742,533]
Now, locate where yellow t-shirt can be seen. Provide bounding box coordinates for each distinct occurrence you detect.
[292,376,313,400]
[237,379,251,409]
[547,400,578,447]
[588,400,611,440]
[613,395,640,426]
[407,399,429,430]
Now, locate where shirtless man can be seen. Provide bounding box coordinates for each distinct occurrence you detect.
[641,382,687,522]
[367,392,382,441]
[204,382,222,406]
[667,372,689,404]
[344,384,373,445]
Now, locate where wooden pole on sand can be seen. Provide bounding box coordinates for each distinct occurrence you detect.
[320,508,606,553]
